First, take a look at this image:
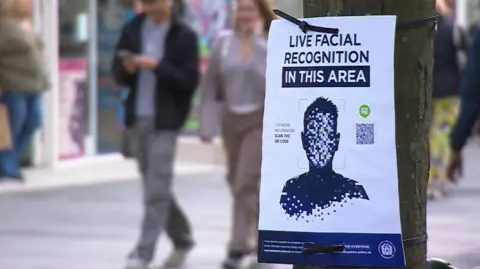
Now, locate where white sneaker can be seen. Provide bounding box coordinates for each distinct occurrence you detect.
[125,256,149,269]
[427,187,440,200]
[439,181,456,197]
[158,248,193,269]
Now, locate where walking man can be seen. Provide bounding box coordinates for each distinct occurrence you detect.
[112,0,199,268]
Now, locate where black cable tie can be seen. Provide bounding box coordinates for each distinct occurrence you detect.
[301,234,427,255]
[396,15,438,31]
[302,242,345,255]
[273,9,339,34]
[273,9,437,34]
[402,234,428,246]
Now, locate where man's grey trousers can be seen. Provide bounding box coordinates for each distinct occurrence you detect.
[128,117,194,263]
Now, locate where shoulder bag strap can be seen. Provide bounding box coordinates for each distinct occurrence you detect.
[215,33,232,101]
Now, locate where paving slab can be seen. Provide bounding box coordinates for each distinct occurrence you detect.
[1,142,480,269]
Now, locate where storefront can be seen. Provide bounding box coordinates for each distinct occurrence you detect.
[458,0,480,30]
[31,0,234,169]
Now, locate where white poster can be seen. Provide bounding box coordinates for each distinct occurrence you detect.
[258,16,405,267]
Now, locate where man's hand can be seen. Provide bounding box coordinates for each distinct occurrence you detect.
[133,55,159,70]
[447,149,463,183]
[122,58,137,74]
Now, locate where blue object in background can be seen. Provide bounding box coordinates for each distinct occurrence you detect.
[116,9,134,129]
[117,105,125,129]
[117,87,129,129]
[96,8,137,154]
[124,10,136,21]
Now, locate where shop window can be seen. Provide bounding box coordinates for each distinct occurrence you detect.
[95,0,236,155]
[97,0,136,154]
[58,0,89,159]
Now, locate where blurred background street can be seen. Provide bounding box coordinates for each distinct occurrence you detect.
[1,0,480,268]
[1,141,480,269]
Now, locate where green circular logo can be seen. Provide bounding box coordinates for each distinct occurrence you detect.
[359,104,371,118]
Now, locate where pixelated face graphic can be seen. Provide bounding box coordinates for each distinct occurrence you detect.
[302,111,339,168]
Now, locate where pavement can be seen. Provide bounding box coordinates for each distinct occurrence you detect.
[0,143,480,269]
[426,140,480,269]
[0,169,233,269]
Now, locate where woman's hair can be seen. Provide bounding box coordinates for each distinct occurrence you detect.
[235,0,277,33]
[0,0,30,18]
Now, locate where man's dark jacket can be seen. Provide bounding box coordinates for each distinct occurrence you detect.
[433,15,464,98]
[112,14,199,131]
[451,28,480,151]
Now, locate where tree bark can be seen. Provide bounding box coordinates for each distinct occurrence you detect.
[295,1,434,269]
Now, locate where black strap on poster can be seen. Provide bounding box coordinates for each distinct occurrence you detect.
[301,234,428,255]
[273,9,438,34]
[302,243,345,255]
[273,9,339,34]
[302,234,428,255]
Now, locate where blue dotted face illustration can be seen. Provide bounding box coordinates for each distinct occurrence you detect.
[279,97,369,222]
[304,111,338,168]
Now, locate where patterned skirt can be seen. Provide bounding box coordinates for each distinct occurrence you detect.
[429,97,459,196]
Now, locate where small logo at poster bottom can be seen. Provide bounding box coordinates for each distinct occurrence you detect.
[378,240,395,259]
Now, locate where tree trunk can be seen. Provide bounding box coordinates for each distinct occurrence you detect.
[295,1,433,269]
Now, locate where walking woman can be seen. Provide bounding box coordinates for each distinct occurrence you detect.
[429,0,467,198]
[0,0,47,182]
[198,0,274,268]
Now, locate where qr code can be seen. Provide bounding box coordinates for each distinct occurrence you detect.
[356,123,375,145]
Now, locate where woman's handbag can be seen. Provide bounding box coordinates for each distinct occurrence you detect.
[121,128,135,159]
[0,90,12,150]
[120,129,134,159]
[215,33,231,102]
